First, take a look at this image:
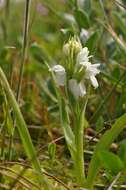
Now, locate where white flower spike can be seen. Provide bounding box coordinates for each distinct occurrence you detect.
[50,39,100,98]
[51,65,66,86]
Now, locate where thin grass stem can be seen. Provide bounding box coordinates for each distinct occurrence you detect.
[16,0,30,101]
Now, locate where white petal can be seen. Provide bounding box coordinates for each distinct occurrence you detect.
[85,63,100,79]
[51,65,65,74]
[55,73,66,86]
[89,67,100,76]
[79,61,91,67]
[77,47,89,63]
[79,82,86,97]
[91,64,100,75]
[69,79,86,98]
[50,65,66,86]
[69,79,80,99]
[90,76,99,88]
[92,63,100,68]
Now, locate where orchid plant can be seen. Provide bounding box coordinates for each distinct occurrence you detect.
[51,39,100,99]
[49,37,100,188]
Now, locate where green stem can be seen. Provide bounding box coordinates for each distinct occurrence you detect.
[0,67,50,190]
[16,0,30,101]
[74,113,85,186]
[74,86,90,187]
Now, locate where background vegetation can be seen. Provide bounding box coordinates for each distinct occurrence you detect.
[1,0,126,189]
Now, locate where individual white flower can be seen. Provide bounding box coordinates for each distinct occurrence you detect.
[50,65,66,86]
[81,62,100,88]
[76,46,100,89]
[69,79,86,99]
[77,47,90,63]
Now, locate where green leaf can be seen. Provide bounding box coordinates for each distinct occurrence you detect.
[83,0,91,14]
[0,90,14,136]
[74,9,90,29]
[48,143,56,162]
[30,42,51,63]
[122,0,126,5]
[59,98,76,160]
[5,105,14,136]
[113,12,126,37]
[112,66,121,80]
[96,116,104,132]
[118,139,126,168]
[98,150,124,175]
[85,32,98,54]
[86,112,126,189]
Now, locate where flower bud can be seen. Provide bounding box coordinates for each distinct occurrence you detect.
[63,38,82,56]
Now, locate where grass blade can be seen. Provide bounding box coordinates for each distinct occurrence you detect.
[0,67,50,190]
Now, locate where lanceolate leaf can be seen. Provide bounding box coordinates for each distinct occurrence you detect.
[59,98,76,159]
[86,113,126,189]
[74,9,90,29]
[118,139,126,167]
[85,32,98,54]
[98,150,124,175]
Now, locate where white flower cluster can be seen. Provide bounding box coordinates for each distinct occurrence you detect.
[50,40,100,99]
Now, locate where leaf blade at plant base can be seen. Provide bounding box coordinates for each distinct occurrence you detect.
[86,112,126,189]
[59,98,76,159]
[98,150,124,175]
